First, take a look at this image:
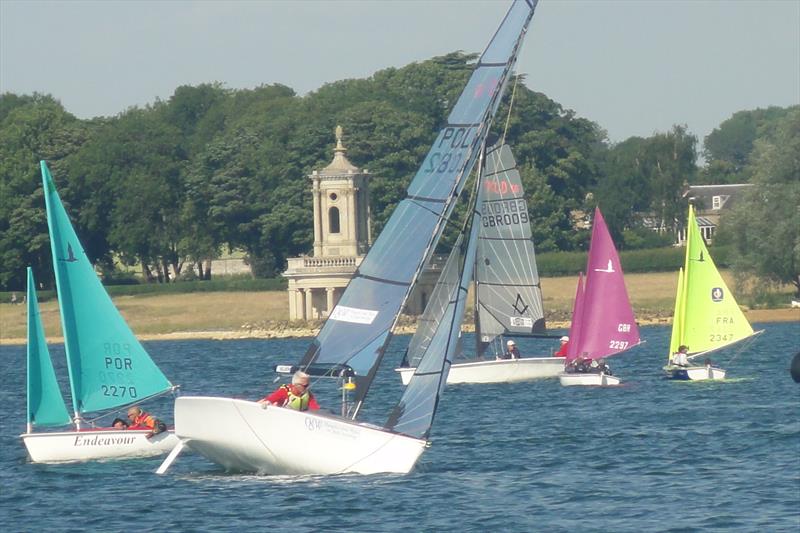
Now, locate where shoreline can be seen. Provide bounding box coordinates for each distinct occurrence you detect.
[1,308,795,346]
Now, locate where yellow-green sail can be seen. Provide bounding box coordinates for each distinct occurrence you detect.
[667,267,685,362]
[670,205,754,359]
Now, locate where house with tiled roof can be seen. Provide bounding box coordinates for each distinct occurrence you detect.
[677,183,753,245]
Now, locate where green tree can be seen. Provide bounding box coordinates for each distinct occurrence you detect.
[700,106,796,184]
[720,109,800,294]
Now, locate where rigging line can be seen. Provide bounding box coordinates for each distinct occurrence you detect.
[500,74,520,147]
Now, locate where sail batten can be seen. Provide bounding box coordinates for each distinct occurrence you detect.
[41,161,173,416]
[300,0,539,411]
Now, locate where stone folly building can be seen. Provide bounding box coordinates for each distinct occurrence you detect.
[283,127,371,321]
[283,126,438,322]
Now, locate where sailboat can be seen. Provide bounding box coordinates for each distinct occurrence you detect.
[20,162,179,463]
[157,0,539,476]
[396,144,563,385]
[664,205,763,380]
[559,208,641,386]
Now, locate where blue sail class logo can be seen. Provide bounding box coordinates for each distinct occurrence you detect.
[711,287,724,302]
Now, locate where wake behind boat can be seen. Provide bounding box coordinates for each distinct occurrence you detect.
[558,208,642,387]
[20,163,179,463]
[160,0,540,476]
[664,205,763,381]
[396,144,563,385]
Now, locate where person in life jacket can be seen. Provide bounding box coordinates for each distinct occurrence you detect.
[127,406,167,438]
[259,370,320,411]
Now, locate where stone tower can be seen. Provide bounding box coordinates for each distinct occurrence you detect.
[283,127,372,321]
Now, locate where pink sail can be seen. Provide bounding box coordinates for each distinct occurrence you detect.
[565,272,585,362]
[567,208,640,361]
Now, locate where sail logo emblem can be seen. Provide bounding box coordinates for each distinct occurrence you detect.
[512,293,529,316]
[711,287,724,302]
[594,259,615,273]
[58,243,78,263]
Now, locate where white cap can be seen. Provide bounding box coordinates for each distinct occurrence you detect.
[560,336,569,342]
[506,340,515,346]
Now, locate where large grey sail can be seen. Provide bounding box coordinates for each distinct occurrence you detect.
[298,0,539,416]
[475,144,545,358]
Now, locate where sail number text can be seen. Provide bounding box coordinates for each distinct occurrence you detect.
[709,333,733,342]
[424,127,475,174]
[482,199,528,227]
[98,342,137,397]
[101,385,138,398]
[609,340,629,350]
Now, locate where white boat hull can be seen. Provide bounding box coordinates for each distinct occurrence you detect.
[664,365,726,381]
[558,372,621,387]
[173,396,427,475]
[396,357,564,385]
[21,429,178,463]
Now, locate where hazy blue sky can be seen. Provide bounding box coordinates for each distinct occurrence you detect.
[2,0,798,147]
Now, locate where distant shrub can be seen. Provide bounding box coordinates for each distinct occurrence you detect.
[538,245,733,276]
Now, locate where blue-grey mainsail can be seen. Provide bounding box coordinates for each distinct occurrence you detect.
[299,0,538,414]
[41,161,174,418]
[26,267,71,428]
[475,144,546,357]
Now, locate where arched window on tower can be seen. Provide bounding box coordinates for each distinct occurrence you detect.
[329,207,340,234]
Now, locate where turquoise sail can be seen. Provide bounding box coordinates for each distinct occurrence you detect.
[41,161,173,416]
[26,267,71,428]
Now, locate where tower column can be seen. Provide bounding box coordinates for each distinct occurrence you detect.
[326,287,335,316]
[288,288,297,320]
[304,288,314,319]
[312,179,322,256]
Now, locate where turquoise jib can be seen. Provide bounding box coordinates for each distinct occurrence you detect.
[41,161,173,415]
[27,267,71,427]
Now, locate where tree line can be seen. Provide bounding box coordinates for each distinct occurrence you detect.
[0,52,797,292]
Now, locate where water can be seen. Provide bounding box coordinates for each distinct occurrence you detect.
[1,323,798,531]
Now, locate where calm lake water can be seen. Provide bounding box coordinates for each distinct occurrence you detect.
[1,322,798,532]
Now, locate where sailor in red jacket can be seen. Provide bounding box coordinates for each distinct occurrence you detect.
[259,370,320,411]
[554,336,570,357]
[126,406,167,438]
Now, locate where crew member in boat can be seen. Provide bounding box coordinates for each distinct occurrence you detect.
[554,336,569,357]
[111,417,129,429]
[671,345,690,367]
[259,370,320,411]
[597,358,612,375]
[498,340,522,360]
[127,406,167,438]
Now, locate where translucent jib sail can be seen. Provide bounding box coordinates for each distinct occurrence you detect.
[386,166,486,439]
[41,161,173,416]
[475,144,545,357]
[298,0,539,413]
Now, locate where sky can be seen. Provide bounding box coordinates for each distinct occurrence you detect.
[1,0,798,148]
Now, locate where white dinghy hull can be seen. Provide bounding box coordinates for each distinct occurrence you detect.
[664,365,726,381]
[173,396,427,475]
[558,372,620,387]
[397,357,564,385]
[21,429,178,463]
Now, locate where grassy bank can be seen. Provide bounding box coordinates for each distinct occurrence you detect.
[1,271,796,344]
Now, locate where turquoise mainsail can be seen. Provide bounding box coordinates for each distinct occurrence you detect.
[41,161,173,418]
[26,267,71,429]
